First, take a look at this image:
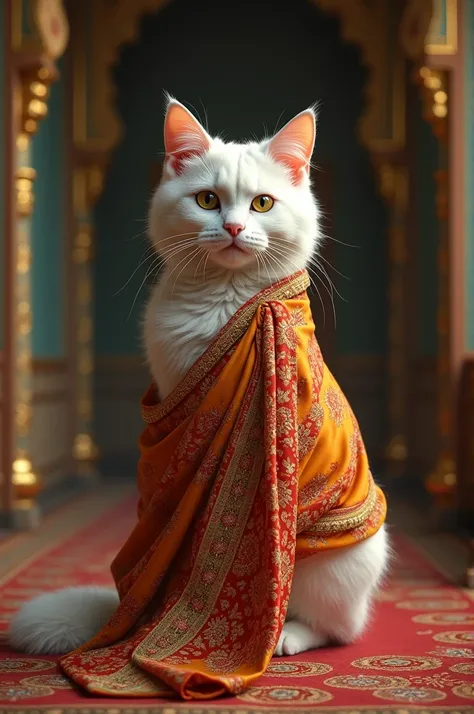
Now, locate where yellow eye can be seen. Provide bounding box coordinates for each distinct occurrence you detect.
[196,191,220,210]
[251,195,274,213]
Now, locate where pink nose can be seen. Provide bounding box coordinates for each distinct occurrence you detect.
[223,223,245,238]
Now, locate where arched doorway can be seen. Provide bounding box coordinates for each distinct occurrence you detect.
[92,0,388,462]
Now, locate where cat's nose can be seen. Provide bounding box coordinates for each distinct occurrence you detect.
[223,223,245,238]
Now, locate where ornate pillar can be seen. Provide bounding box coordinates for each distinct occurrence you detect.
[379,163,410,476]
[416,66,456,505]
[379,0,438,478]
[12,62,58,526]
[72,160,103,476]
[8,0,69,527]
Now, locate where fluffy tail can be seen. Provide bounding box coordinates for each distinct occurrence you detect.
[8,587,119,655]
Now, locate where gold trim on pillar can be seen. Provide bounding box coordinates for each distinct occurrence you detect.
[378,163,410,474]
[71,163,104,476]
[425,0,457,55]
[10,0,69,527]
[13,124,40,527]
[416,66,455,503]
[12,0,69,56]
[15,167,36,217]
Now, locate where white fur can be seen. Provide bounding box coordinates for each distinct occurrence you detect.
[145,103,319,398]
[8,587,119,655]
[275,525,389,655]
[8,99,388,658]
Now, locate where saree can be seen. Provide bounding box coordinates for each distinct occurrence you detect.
[60,269,386,700]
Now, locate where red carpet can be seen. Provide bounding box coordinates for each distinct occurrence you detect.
[0,496,473,713]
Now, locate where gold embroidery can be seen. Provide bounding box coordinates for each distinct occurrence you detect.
[134,385,264,660]
[325,385,346,427]
[142,271,310,423]
[60,269,385,700]
[305,476,379,535]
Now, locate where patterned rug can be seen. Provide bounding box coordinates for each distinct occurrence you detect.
[0,496,473,713]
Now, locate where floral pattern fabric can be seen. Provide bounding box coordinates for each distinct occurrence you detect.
[60,270,386,699]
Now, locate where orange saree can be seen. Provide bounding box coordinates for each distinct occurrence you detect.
[60,269,386,700]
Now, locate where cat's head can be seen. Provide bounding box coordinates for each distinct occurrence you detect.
[149,97,320,280]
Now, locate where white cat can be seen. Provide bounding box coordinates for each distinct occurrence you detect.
[9,98,388,657]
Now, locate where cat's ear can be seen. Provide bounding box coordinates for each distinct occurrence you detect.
[163,98,211,176]
[266,108,316,184]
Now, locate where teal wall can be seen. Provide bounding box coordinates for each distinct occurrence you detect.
[95,0,387,358]
[466,0,474,351]
[31,55,66,358]
[413,91,438,358]
[0,1,5,351]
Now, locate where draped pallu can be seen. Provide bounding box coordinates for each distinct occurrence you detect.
[61,270,386,700]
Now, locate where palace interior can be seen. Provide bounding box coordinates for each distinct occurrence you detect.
[0,1,473,712]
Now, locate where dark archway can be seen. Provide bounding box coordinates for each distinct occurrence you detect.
[93,0,388,460]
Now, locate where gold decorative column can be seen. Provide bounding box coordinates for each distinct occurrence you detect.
[12,65,56,527]
[379,163,409,476]
[9,0,68,526]
[416,66,456,505]
[72,162,103,477]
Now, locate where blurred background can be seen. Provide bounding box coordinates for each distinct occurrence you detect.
[0,0,472,546]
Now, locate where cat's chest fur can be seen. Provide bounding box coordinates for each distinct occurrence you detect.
[144,275,264,400]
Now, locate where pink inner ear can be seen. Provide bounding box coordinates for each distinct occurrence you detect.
[267,110,315,184]
[164,102,211,174]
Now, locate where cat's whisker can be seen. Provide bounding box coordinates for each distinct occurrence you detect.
[194,248,208,280]
[126,242,200,317]
[319,232,359,249]
[156,238,198,258]
[202,251,210,284]
[310,262,338,327]
[254,251,260,282]
[153,231,199,245]
[171,247,204,296]
[267,236,345,317]
[310,259,335,301]
[255,251,271,286]
[125,228,149,243]
[153,239,202,264]
[153,248,198,279]
[265,238,313,273]
[268,236,307,257]
[269,230,358,254]
[266,251,309,301]
[316,252,350,281]
[126,256,162,321]
[259,251,278,286]
[161,246,203,294]
[309,277,327,327]
[265,246,315,290]
[312,259,346,304]
[113,248,158,296]
[306,254,346,302]
[266,246,332,327]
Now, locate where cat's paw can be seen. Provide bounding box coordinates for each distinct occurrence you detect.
[274,621,326,657]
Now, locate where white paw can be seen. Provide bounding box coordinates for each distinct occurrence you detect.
[274,620,325,657]
[8,587,119,655]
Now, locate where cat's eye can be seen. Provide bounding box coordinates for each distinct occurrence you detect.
[196,191,220,210]
[251,195,274,213]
